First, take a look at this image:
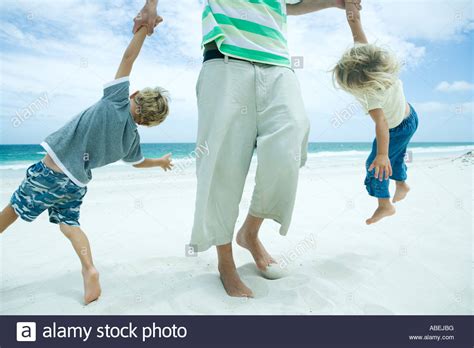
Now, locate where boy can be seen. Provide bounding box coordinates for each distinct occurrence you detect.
[0,17,172,304]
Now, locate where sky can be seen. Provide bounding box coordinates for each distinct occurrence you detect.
[0,0,473,144]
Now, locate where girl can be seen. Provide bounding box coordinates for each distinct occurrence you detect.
[333,1,419,224]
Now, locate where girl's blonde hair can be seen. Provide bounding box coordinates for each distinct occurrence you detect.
[135,87,170,127]
[332,43,400,97]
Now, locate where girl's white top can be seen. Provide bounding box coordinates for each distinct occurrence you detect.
[356,79,407,129]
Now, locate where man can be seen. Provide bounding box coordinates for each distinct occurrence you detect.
[134,0,361,298]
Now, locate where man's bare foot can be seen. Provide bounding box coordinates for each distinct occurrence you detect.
[393,181,410,203]
[236,227,276,272]
[82,267,101,304]
[218,264,253,298]
[366,200,396,225]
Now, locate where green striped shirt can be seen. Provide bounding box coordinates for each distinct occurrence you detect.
[202,0,290,67]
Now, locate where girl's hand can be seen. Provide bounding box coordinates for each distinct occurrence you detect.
[159,153,173,171]
[369,155,392,181]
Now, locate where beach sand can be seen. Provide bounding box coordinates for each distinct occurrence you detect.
[0,151,472,315]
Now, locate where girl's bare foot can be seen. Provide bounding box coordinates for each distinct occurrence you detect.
[366,199,396,225]
[393,181,410,203]
[218,264,254,298]
[82,267,101,304]
[237,227,276,272]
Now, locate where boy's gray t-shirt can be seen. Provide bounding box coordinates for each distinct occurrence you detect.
[41,77,144,187]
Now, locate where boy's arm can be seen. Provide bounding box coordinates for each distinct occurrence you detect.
[368,109,392,181]
[115,25,149,79]
[287,0,361,16]
[133,153,173,171]
[345,0,368,43]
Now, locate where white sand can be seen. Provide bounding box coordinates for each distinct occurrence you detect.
[0,149,472,315]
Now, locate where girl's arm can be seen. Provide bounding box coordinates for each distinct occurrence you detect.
[345,0,368,44]
[368,109,392,181]
[133,153,173,171]
[287,0,361,16]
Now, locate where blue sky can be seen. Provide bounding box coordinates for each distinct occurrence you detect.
[0,0,473,144]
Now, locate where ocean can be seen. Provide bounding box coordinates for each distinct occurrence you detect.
[0,143,472,170]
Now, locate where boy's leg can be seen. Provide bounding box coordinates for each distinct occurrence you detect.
[0,204,18,233]
[59,224,101,304]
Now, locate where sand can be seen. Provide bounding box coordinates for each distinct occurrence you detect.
[0,150,472,315]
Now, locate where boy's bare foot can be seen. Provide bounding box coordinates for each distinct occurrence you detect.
[218,264,253,298]
[393,181,410,203]
[237,227,276,272]
[82,267,101,304]
[366,200,396,225]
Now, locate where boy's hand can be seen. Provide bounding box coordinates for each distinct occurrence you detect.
[159,153,173,171]
[133,1,160,35]
[369,155,392,181]
[335,0,362,10]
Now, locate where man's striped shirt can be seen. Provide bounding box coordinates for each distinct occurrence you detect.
[202,0,291,67]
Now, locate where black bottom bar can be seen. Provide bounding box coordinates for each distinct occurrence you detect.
[1,315,472,347]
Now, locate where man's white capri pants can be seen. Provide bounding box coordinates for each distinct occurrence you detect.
[191,58,310,252]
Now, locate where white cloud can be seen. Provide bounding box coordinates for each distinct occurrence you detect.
[436,81,474,92]
[414,101,473,115]
[373,0,474,41]
[0,0,473,143]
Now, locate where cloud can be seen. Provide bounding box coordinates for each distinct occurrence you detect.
[373,0,474,41]
[0,0,473,143]
[414,101,473,115]
[436,81,474,92]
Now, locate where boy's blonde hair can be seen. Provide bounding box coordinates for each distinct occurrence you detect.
[332,43,400,97]
[135,87,170,127]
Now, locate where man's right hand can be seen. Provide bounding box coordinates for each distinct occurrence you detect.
[133,0,160,35]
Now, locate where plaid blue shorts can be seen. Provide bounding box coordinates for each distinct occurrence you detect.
[10,161,87,226]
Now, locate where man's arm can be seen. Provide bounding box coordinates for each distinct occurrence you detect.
[133,153,173,171]
[133,0,159,35]
[368,109,392,181]
[345,0,368,43]
[287,0,361,16]
[115,25,148,79]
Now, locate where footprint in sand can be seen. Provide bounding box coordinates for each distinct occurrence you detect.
[299,286,335,312]
[274,273,310,290]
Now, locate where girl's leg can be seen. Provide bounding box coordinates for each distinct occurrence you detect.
[393,181,410,203]
[59,224,101,304]
[366,198,396,225]
[0,204,18,233]
[236,214,275,271]
[365,140,395,224]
